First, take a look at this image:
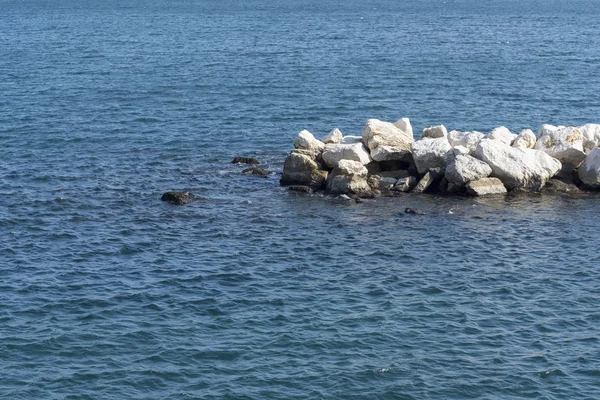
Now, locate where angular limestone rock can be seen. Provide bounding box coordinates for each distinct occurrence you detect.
[512,129,537,149]
[444,154,492,186]
[411,137,453,174]
[411,171,439,193]
[393,118,413,138]
[534,125,586,168]
[580,123,600,153]
[362,119,414,162]
[421,125,448,139]
[474,139,562,191]
[321,143,372,168]
[466,178,507,196]
[336,159,368,177]
[340,135,363,144]
[393,176,418,192]
[578,147,600,188]
[367,175,397,193]
[488,126,517,146]
[447,130,485,154]
[293,130,325,152]
[322,128,343,144]
[280,151,328,188]
[452,145,470,156]
[325,172,372,197]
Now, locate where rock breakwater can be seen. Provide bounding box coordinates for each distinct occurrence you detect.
[280,119,600,197]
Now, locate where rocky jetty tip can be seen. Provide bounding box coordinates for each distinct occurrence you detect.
[280,120,600,198]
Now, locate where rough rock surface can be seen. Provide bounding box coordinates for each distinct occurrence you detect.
[512,129,537,149]
[362,119,414,162]
[580,123,600,153]
[280,152,328,188]
[232,156,260,165]
[474,139,562,191]
[242,167,270,176]
[452,145,470,156]
[447,130,485,154]
[421,125,447,139]
[411,137,453,174]
[411,171,439,193]
[161,191,201,205]
[293,130,325,152]
[336,160,368,177]
[465,178,507,196]
[393,176,418,192]
[578,147,600,188]
[322,128,343,144]
[488,126,517,146]
[444,154,492,186]
[367,175,397,193]
[325,172,372,197]
[393,118,413,138]
[321,143,372,168]
[534,126,586,168]
[542,179,582,193]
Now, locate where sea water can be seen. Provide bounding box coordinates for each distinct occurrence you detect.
[1,0,599,398]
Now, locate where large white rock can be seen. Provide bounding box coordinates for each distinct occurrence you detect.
[411,137,453,174]
[445,154,492,186]
[321,143,372,168]
[362,119,414,162]
[534,125,586,168]
[452,145,470,156]
[393,118,413,138]
[280,151,328,188]
[421,125,448,139]
[447,130,485,154]
[512,129,537,149]
[322,128,343,144]
[466,178,507,196]
[580,123,600,153]
[336,159,368,177]
[474,139,562,191]
[488,126,517,146]
[293,130,325,152]
[578,147,600,187]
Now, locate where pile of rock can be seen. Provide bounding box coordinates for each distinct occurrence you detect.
[281,119,600,197]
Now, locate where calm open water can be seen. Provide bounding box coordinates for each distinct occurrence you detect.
[1,0,600,398]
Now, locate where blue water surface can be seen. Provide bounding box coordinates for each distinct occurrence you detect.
[1,0,599,398]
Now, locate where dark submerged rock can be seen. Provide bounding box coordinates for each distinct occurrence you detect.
[232,156,260,165]
[542,179,582,193]
[288,185,314,194]
[242,167,270,177]
[405,207,426,215]
[161,191,201,205]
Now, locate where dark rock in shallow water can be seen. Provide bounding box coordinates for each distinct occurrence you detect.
[161,191,202,205]
[405,207,426,215]
[542,179,582,193]
[242,167,270,177]
[232,156,260,165]
[288,185,314,194]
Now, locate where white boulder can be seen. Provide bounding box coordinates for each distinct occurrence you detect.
[321,143,372,168]
[474,139,562,191]
[362,119,414,162]
[293,130,325,152]
[411,137,453,174]
[466,178,507,196]
[322,128,343,144]
[512,129,537,149]
[488,126,517,146]
[578,147,600,188]
[445,155,492,186]
[580,123,600,153]
[393,118,413,138]
[336,160,368,177]
[534,126,586,168]
[280,151,328,188]
[421,125,448,139]
[447,130,485,154]
[452,145,470,156]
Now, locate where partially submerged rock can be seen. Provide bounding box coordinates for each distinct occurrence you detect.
[578,147,600,188]
[242,167,270,177]
[161,191,202,205]
[393,176,418,192]
[280,151,328,188]
[465,178,507,196]
[474,139,561,191]
[288,185,314,194]
[232,156,260,165]
[542,179,582,193]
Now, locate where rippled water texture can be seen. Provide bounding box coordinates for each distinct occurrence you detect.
[1,0,600,398]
